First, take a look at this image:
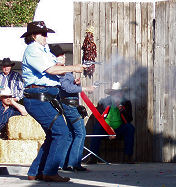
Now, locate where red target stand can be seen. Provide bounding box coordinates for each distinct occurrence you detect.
[80,91,116,165]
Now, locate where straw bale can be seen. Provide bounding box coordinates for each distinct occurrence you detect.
[0,139,38,164]
[7,115,45,140]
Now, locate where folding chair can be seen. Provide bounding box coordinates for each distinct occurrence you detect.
[80,91,116,165]
[82,135,116,165]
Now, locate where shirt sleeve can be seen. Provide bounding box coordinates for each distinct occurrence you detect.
[60,73,82,93]
[25,45,56,75]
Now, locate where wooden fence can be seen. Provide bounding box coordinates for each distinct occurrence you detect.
[73,1,176,162]
[154,1,176,162]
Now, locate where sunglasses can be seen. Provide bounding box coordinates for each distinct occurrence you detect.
[1,96,12,99]
[41,32,47,37]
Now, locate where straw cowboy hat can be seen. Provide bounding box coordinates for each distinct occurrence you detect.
[104,82,128,95]
[0,87,12,97]
[0,58,15,67]
[20,21,55,38]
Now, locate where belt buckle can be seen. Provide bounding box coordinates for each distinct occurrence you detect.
[40,93,45,102]
[69,100,75,104]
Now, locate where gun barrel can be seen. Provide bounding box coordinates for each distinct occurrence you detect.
[93,81,110,87]
[83,61,102,65]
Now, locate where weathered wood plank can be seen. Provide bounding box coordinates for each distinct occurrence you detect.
[147,2,154,162]
[154,1,164,162]
[135,2,143,162]
[129,2,137,160]
[92,2,100,105]
[99,2,106,100]
[73,2,81,66]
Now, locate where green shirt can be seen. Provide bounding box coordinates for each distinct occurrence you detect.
[105,105,122,129]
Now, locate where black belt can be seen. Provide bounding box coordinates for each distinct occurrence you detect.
[24,92,56,102]
[24,92,63,130]
[60,98,79,107]
[25,85,47,89]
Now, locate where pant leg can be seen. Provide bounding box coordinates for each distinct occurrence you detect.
[24,97,72,176]
[115,123,135,156]
[89,121,106,155]
[62,103,86,167]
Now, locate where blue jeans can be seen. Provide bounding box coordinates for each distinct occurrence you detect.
[90,121,135,156]
[62,103,86,168]
[23,87,72,176]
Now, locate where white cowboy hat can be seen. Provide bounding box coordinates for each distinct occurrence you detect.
[104,82,128,95]
[0,87,12,97]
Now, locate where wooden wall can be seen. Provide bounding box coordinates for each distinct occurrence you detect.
[154,1,176,162]
[74,1,176,162]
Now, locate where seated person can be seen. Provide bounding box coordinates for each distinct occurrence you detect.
[0,87,28,139]
[87,82,135,164]
[0,58,24,101]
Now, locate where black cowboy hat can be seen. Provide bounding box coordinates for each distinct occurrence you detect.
[0,58,15,67]
[20,21,55,38]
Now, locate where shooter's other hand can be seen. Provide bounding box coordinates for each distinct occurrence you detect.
[75,78,81,85]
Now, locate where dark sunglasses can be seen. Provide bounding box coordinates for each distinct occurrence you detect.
[41,32,47,37]
[1,95,12,99]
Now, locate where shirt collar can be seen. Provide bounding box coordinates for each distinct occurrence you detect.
[33,41,49,52]
[2,71,13,77]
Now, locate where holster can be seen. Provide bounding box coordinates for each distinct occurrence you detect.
[61,98,88,119]
[24,92,63,115]
[60,98,79,107]
[50,98,63,115]
[76,105,88,119]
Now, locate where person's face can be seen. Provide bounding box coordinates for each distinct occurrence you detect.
[0,96,12,106]
[2,65,12,75]
[111,91,123,105]
[57,54,66,65]
[33,32,47,46]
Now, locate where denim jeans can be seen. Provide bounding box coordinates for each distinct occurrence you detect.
[24,87,72,176]
[62,103,86,168]
[90,121,135,156]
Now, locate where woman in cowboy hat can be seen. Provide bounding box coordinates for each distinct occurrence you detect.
[87,82,135,164]
[0,87,27,138]
[21,21,85,182]
[0,58,24,101]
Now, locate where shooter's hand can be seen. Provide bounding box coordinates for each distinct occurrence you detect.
[74,78,81,85]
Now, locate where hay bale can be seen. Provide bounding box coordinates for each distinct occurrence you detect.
[7,115,45,140]
[0,139,39,164]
